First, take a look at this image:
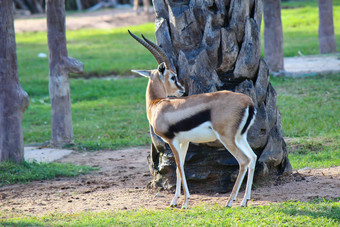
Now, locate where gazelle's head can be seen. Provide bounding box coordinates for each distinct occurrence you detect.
[129,30,185,98]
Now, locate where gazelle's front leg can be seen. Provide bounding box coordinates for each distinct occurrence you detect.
[170,142,189,207]
[169,140,190,209]
[170,168,181,207]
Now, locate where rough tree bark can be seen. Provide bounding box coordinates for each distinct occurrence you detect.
[318,0,337,53]
[46,0,84,147]
[148,0,292,192]
[0,0,29,163]
[263,0,284,73]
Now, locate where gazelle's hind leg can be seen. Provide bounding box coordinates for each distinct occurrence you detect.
[169,140,190,209]
[170,142,189,207]
[237,134,257,207]
[214,133,250,207]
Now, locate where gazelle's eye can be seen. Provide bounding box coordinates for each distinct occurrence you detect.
[171,76,176,81]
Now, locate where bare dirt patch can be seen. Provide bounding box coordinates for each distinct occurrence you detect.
[0,147,339,217]
[14,8,155,33]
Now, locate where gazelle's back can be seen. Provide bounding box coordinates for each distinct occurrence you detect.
[152,90,254,143]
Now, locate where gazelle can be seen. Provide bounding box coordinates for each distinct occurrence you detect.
[128,30,257,209]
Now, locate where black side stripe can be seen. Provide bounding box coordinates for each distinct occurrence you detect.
[241,105,255,135]
[164,109,211,139]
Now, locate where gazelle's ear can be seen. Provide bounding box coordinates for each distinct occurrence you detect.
[131,70,151,78]
[157,62,166,75]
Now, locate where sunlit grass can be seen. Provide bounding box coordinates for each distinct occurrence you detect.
[24,77,150,149]
[286,136,340,169]
[270,74,339,138]
[1,200,339,226]
[260,4,340,57]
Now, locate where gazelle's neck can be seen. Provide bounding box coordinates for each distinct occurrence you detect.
[146,78,167,119]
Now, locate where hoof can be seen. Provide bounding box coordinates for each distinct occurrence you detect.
[169,203,177,208]
[241,200,249,207]
[182,201,189,209]
[226,199,234,208]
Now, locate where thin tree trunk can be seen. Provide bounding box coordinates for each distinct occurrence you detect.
[33,0,44,13]
[76,0,83,11]
[318,0,337,53]
[46,0,83,147]
[0,0,29,163]
[25,0,44,13]
[263,0,284,73]
[14,0,30,11]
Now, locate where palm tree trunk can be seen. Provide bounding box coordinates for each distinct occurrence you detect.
[148,0,292,192]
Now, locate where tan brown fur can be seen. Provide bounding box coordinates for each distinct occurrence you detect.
[147,89,254,140]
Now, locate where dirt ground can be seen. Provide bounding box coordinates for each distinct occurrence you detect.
[3,7,339,217]
[0,147,339,216]
[14,8,155,33]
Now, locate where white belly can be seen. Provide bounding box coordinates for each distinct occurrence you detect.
[175,121,217,143]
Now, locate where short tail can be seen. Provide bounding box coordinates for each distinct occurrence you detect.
[241,105,256,135]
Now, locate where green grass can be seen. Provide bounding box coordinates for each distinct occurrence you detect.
[270,74,339,138]
[0,161,97,186]
[1,199,339,226]
[259,2,340,57]
[281,0,340,8]
[270,74,340,170]
[17,24,156,149]
[287,136,340,169]
[16,23,156,84]
[281,5,340,57]
[24,77,150,150]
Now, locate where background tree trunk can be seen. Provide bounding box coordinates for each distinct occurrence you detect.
[149,0,292,192]
[0,0,29,163]
[46,0,83,147]
[318,0,337,53]
[263,0,284,73]
[76,0,83,11]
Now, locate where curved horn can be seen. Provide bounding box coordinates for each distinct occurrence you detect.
[141,34,174,71]
[128,30,164,65]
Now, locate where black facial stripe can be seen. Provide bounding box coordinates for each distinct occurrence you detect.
[164,109,211,139]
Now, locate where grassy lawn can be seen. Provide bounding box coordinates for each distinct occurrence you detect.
[262,0,340,56]
[0,161,97,187]
[2,1,339,225]
[1,199,339,226]
[281,0,340,8]
[270,74,340,169]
